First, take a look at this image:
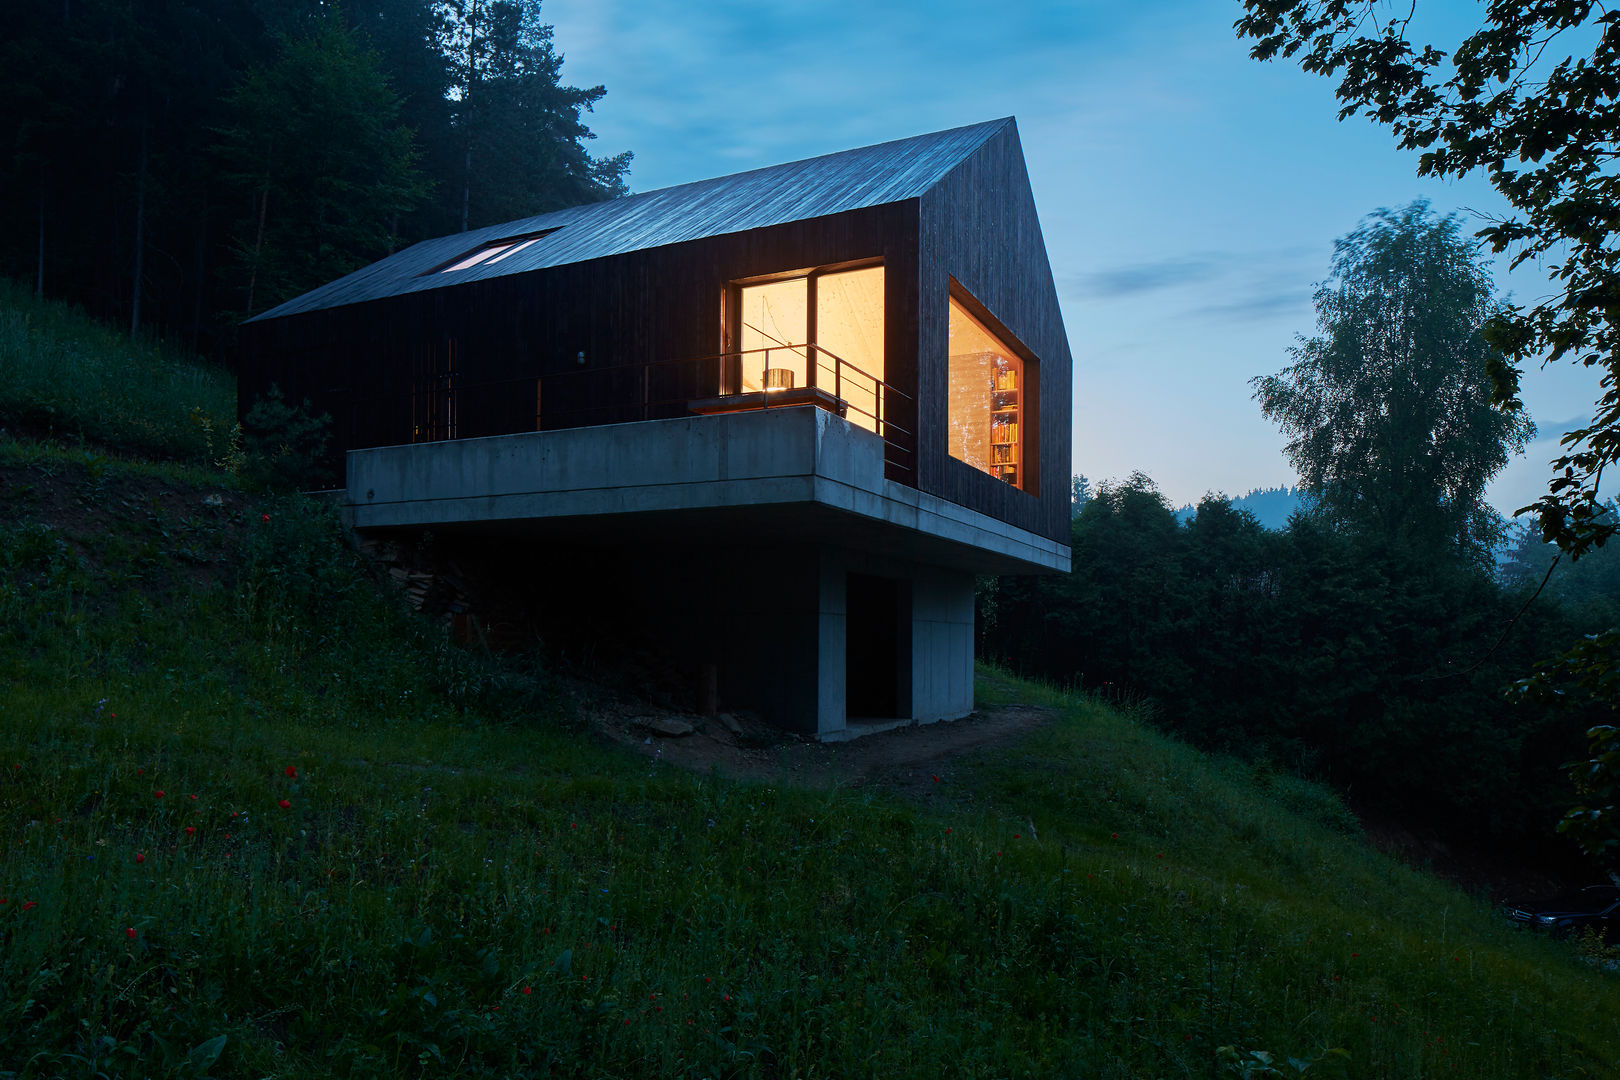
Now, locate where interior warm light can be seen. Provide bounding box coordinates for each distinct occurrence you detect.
[729,265,885,429]
[948,295,1025,489]
[815,266,884,432]
[738,278,809,392]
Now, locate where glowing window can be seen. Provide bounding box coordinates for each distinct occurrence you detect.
[948,293,1028,489]
[728,264,886,432]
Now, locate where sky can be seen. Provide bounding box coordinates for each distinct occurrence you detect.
[540,0,1600,515]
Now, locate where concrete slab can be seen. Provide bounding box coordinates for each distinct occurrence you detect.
[346,406,1069,576]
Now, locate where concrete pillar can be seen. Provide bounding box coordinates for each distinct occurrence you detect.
[910,566,976,723]
[814,548,847,738]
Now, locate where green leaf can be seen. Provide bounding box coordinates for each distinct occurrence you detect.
[551,948,573,975]
[186,1034,226,1073]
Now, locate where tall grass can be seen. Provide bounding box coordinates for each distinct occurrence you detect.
[0,296,1615,1076]
[0,279,236,464]
[0,452,1616,1078]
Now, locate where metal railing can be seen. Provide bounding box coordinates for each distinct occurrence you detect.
[349,342,916,477]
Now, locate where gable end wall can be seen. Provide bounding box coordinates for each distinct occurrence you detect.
[916,122,1073,544]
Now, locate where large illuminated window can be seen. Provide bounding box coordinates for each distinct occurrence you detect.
[728,264,885,432]
[948,292,1028,489]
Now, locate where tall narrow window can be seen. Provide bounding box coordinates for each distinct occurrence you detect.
[737,278,809,392]
[815,266,884,432]
[948,293,1028,489]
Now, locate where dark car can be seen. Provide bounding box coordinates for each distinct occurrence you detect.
[1505,885,1620,943]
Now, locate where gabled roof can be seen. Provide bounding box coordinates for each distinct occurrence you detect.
[249,118,1012,322]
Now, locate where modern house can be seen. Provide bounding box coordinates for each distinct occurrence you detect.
[237,117,1072,739]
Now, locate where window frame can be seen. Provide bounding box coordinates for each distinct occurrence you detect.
[721,258,884,396]
[946,279,1040,493]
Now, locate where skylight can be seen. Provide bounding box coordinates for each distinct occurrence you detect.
[431,229,558,274]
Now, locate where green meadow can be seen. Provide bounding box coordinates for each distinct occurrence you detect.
[1,290,1617,1077]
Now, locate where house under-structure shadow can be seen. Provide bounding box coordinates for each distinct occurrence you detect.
[237,116,1072,740]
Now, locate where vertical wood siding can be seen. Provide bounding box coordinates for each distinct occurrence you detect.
[917,122,1074,543]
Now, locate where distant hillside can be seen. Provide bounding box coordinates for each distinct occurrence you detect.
[1176,485,1307,529]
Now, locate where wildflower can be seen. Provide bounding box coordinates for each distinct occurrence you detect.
[285,766,297,778]
[136,768,143,775]
[23,900,37,911]
[154,790,165,799]
[189,794,197,800]
[1014,834,1021,840]
[125,927,137,939]
[279,799,291,809]
[522,986,532,995]
[261,513,270,523]
[931,774,940,783]
[135,853,146,863]
[184,826,195,836]
[1110,832,1118,839]
[945,827,952,834]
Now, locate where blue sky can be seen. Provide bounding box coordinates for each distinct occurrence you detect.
[543,0,1598,515]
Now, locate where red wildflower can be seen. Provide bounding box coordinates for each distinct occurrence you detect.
[278,799,291,809]
[189,794,197,800]
[184,826,195,836]
[1110,832,1118,839]
[261,513,270,523]
[22,900,37,911]
[126,927,137,939]
[1014,834,1021,839]
[136,768,143,775]
[945,827,952,833]
[931,774,940,783]
[285,766,297,778]
[135,853,146,863]
[154,790,165,798]
[522,986,532,995]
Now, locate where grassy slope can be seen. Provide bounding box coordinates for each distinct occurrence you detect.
[1,292,1617,1079]
[0,279,236,464]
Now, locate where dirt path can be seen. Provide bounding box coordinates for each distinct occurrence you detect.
[596,704,1056,791]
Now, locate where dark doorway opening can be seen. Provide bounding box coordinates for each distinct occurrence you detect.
[846,572,912,720]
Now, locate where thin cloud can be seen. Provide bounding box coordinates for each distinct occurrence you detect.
[1073,258,1219,298]
[1191,289,1314,323]
[1531,415,1590,443]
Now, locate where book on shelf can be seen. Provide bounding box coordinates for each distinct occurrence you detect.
[994,369,1018,391]
[990,422,1017,445]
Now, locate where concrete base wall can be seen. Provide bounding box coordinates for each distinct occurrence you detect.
[345,409,1035,738]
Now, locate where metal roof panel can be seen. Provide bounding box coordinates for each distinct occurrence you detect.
[249,118,1011,322]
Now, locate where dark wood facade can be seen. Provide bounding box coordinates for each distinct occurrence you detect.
[238,120,1071,545]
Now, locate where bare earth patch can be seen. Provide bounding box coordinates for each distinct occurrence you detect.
[594,703,1056,794]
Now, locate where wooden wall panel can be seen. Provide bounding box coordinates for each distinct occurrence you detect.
[917,122,1074,544]
[238,202,921,473]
